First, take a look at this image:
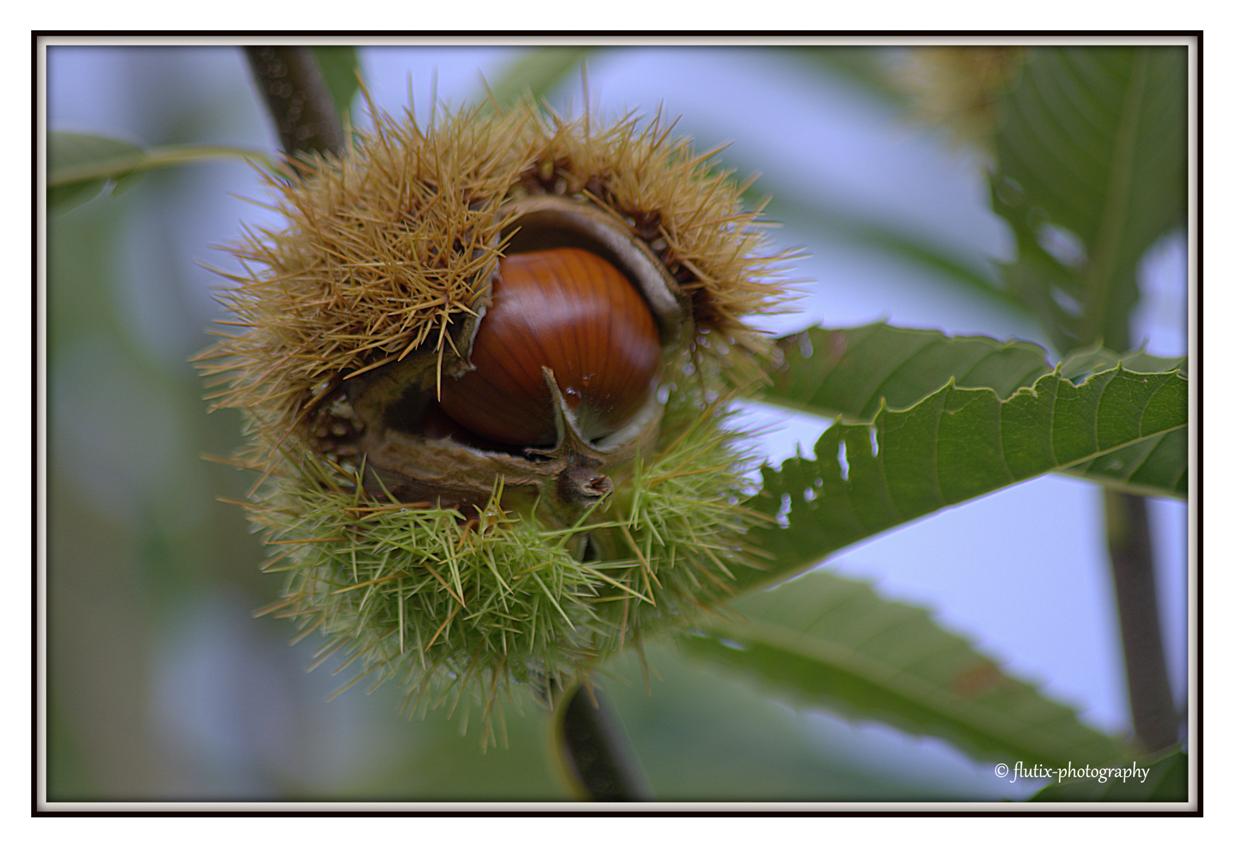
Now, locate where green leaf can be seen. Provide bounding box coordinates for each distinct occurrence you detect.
[311,46,362,126]
[48,131,269,213]
[763,323,1187,499]
[485,47,594,107]
[48,132,146,212]
[1058,344,1186,381]
[767,323,1049,420]
[683,570,1130,769]
[602,642,974,800]
[738,354,1187,592]
[1029,750,1187,802]
[991,47,1187,350]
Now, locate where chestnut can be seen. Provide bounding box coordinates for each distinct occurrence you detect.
[202,100,787,730]
[439,248,661,447]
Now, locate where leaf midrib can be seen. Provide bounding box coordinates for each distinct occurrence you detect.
[697,614,1123,765]
[1077,51,1148,348]
[49,144,271,187]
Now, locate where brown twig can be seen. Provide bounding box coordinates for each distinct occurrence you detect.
[1103,490,1179,753]
[555,683,651,802]
[243,46,344,159]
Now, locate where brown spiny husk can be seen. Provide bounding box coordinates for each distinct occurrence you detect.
[196,98,793,457]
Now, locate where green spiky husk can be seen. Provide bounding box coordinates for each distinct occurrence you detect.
[249,385,765,737]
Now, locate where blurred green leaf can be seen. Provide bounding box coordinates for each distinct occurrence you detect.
[991,47,1187,350]
[485,47,594,106]
[760,190,1022,316]
[48,130,268,213]
[1057,344,1187,381]
[684,570,1130,769]
[1029,750,1187,802]
[311,46,362,126]
[344,692,567,800]
[604,642,978,800]
[761,324,1187,498]
[737,355,1188,592]
[48,131,145,211]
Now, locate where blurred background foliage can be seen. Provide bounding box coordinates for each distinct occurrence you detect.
[45,43,1189,802]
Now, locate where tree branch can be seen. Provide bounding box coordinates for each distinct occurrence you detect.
[244,46,344,159]
[555,684,650,802]
[1103,490,1178,753]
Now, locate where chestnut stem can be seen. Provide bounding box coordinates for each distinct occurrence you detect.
[243,46,345,160]
[556,684,651,802]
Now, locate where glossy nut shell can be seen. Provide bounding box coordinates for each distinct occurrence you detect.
[438,248,661,447]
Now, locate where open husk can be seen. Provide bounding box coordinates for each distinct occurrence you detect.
[196,97,794,735]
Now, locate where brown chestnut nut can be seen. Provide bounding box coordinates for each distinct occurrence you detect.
[439,248,661,447]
